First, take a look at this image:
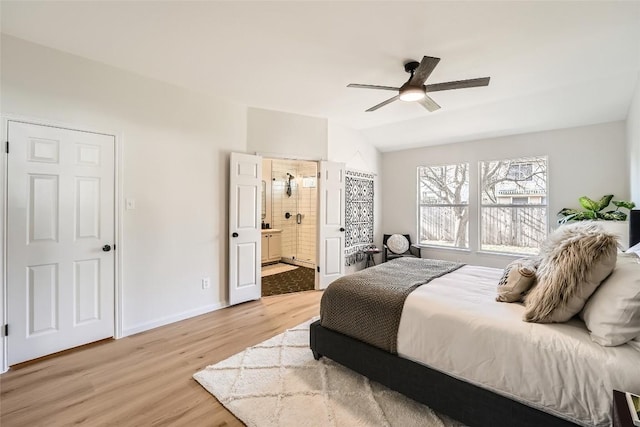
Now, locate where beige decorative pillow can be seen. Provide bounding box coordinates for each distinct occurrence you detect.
[496,257,541,303]
[387,234,409,254]
[523,222,618,323]
[580,253,640,346]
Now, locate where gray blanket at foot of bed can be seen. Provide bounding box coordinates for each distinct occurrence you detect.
[320,257,464,354]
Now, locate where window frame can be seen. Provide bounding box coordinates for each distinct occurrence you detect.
[416,162,470,249]
[478,156,549,255]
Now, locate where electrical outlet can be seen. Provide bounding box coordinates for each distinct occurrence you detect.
[201,277,210,289]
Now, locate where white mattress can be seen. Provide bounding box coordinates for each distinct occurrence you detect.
[397,265,640,427]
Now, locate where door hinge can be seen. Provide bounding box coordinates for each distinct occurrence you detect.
[5,141,8,154]
[317,266,320,273]
[113,244,116,251]
[3,324,8,337]
[317,171,320,178]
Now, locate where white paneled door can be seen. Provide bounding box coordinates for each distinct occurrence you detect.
[228,152,262,305]
[7,121,115,365]
[317,161,345,289]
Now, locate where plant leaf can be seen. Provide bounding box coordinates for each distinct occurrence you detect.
[604,210,627,221]
[596,195,614,211]
[579,196,599,211]
[558,208,579,216]
[613,200,636,210]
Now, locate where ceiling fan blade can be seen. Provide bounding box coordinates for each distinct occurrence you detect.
[425,77,491,93]
[348,84,400,91]
[417,95,441,112]
[409,56,440,85]
[366,95,400,112]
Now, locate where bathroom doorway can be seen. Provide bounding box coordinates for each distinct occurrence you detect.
[261,158,318,296]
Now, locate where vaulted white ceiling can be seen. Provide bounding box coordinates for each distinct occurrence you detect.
[2,1,639,152]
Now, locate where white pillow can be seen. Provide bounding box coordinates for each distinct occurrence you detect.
[626,241,640,256]
[387,234,409,254]
[629,338,640,352]
[580,253,640,346]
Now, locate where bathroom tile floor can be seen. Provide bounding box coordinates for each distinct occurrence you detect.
[261,263,299,277]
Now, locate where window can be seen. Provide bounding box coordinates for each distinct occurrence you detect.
[506,163,533,181]
[418,163,469,248]
[480,156,548,254]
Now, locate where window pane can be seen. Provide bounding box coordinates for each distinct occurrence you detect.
[418,163,469,249]
[481,157,546,205]
[419,206,469,248]
[418,164,469,204]
[480,206,547,254]
[480,156,547,254]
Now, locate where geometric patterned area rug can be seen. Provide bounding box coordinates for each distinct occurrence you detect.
[193,318,463,427]
[261,267,315,297]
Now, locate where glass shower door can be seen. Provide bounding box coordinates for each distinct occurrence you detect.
[269,159,317,268]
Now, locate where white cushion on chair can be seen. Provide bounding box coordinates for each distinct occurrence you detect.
[387,234,410,254]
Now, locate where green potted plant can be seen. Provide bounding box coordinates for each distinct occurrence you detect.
[558,195,635,224]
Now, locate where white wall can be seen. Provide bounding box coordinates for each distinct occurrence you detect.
[0,34,248,355]
[328,123,382,272]
[628,72,640,204]
[248,115,381,273]
[247,107,327,160]
[382,121,629,268]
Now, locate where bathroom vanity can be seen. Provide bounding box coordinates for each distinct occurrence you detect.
[261,229,282,264]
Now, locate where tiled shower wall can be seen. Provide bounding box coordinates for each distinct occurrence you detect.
[270,159,317,267]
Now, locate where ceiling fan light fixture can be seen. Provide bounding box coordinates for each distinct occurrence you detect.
[347,55,490,112]
[399,86,425,102]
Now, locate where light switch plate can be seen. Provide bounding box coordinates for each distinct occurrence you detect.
[126,198,136,210]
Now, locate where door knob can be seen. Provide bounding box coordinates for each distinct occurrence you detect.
[102,244,112,252]
[232,232,239,238]
[339,227,345,232]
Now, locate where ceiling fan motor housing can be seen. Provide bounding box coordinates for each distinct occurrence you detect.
[404,61,421,73]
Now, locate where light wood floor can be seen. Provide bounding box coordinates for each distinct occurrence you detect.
[0,290,323,427]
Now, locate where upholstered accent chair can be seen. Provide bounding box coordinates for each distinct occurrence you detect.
[382,234,422,262]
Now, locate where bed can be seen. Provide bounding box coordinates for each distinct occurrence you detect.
[310,214,640,427]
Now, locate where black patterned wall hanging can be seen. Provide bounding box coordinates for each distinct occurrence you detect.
[345,170,375,265]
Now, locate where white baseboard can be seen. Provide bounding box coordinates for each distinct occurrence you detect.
[122,301,228,337]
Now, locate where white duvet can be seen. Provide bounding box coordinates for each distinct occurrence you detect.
[397,265,640,427]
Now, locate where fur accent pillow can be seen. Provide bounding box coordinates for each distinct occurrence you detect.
[496,257,541,303]
[580,253,640,346]
[523,222,618,323]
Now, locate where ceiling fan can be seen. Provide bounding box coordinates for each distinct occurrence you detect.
[347,56,490,112]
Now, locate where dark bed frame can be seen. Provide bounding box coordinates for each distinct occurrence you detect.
[310,211,640,427]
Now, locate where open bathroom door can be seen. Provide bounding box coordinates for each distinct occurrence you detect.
[229,152,262,305]
[317,161,346,289]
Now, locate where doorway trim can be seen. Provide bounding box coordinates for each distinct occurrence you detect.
[0,114,124,373]
[257,153,322,290]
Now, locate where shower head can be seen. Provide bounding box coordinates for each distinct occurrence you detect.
[287,173,295,179]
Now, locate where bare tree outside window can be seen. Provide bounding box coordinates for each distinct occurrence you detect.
[480,157,548,254]
[418,163,469,248]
